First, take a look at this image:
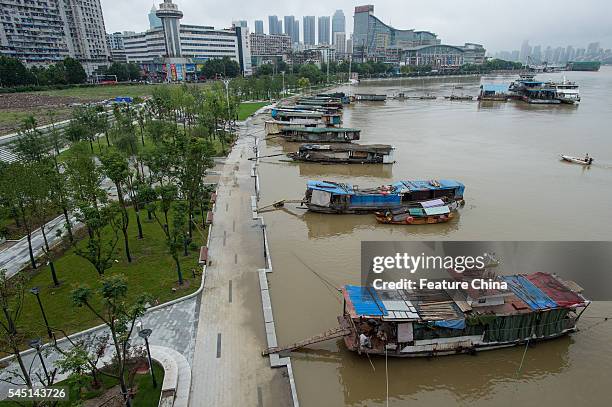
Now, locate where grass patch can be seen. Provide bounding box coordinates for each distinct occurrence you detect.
[8,206,208,347]
[237,102,268,121]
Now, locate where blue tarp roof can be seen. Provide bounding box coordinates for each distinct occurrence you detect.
[307,180,353,195]
[433,319,465,329]
[346,285,388,316]
[392,180,464,191]
[481,84,509,93]
[501,275,558,311]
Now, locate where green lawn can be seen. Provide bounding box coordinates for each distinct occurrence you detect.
[0,362,164,406]
[11,206,207,345]
[237,102,269,121]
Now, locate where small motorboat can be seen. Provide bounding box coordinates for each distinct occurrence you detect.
[560,155,594,165]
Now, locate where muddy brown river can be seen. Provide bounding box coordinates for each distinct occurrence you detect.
[256,67,612,406]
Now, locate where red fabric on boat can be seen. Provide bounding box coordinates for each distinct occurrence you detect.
[525,272,585,308]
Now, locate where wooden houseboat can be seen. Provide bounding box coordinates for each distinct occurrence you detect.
[281,127,361,143]
[264,119,323,135]
[303,180,465,214]
[287,143,395,164]
[271,108,342,126]
[355,93,387,101]
[339,270,589,357]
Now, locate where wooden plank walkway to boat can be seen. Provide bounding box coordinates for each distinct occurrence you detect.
[262,326,351,356]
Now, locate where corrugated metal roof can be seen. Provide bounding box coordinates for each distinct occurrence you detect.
[501,275,558,310]
[283,126,360,133]
[346,286,388,316]
[307,180,353,195]
[526,272,586,308]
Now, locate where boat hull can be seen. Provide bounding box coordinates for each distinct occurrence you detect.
[561,155,593,165]
[342,327,577,358]
[375,211,454,224]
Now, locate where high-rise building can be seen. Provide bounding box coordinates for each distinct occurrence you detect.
[255,20,264,34]
[352,5,441,62]
[232,20,248,28]
[268,16,282,35]
[544,46,553,63]
[519,40,531,63]
[318,16,330,45]
[532,45,542,64]
[148,5,162,28]
[293,20,300,45]
[333,32,346,55]
[249,33,291,67]
[283,16,299,44]
[587,42,599,56]
[331,10,345,44]
[303,16,316,46]
[106,32,129,63]
[0,0,110,74]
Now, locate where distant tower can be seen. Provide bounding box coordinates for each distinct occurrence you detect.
[156,0,183,58]
[148,4,162,29]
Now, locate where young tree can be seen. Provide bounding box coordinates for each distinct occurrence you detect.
[0,271,34,390]
[100,149,133,262]
[63,57,87,84]
[72,275,151,407]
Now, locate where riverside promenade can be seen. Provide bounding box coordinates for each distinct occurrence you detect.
[189,115,294,406]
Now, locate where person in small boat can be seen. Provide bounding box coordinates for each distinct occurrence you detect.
[584,153,589,162]
[359,333,372,351]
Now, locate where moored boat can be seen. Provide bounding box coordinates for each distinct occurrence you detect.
[287,143,395,164]
[339,270,589,357]
[271,108,342,126]
[355,93,387,101]
[281,127,361,143]
[374,199,457,224]
[264,119,323,135]
[303,179,465,214]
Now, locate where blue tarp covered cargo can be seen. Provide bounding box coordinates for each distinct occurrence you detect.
[350,194,401,206]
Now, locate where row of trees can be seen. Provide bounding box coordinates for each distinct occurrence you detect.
[97,62,143,82]
[0,56,87,87]
[0,83,237,405]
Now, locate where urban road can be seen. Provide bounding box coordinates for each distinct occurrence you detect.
[190,118,292,406]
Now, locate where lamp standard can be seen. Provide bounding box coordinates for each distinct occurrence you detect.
[30,287,52,339]
[138,328,157,388]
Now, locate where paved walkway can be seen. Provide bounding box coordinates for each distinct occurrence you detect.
[189,121,292,406]
[0,295,198,400]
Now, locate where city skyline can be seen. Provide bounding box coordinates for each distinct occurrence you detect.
[100,0,612,52]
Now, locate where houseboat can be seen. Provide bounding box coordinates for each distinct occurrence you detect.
[478,84,509,101]
[281,127,361,143]
[303,179,465,214]
[339,270,589,357]
[355,93,387,101]
[271,108,342,126]
[374,198,458,224]
[287,143,395,164]
[264,119,323,135]
[317,92,351,104]
[509,74,561,104]
[296,97,344,109]
[280,105,342,115]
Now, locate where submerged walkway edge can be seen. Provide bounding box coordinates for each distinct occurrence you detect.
[251,136,300,407]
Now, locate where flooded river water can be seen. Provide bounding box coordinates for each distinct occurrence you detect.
[256,67,612,406]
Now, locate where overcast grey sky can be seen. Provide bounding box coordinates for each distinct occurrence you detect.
[101,0,612,52]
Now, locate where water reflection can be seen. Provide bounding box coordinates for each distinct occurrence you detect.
[333,335,572,406]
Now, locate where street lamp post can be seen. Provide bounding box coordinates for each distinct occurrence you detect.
[222,79,231,127]
[29,338,51,385]
[30,287,53,339]
[138,328,157,388]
